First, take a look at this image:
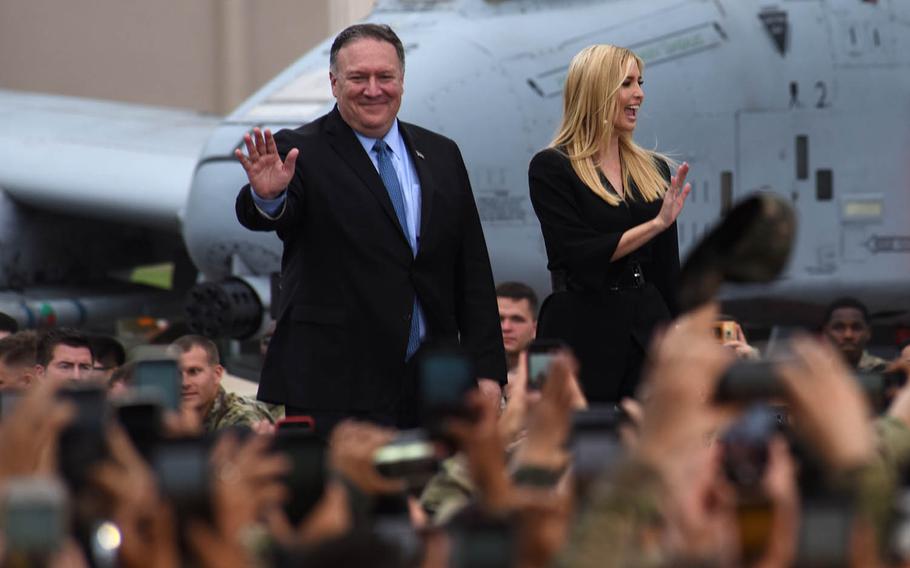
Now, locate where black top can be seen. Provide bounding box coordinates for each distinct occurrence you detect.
[528,147,680,401]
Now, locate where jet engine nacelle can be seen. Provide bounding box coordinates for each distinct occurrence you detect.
[184,276,271,340]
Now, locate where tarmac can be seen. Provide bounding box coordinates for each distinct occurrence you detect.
[221,372,258,398]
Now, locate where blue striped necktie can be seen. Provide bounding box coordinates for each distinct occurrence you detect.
[374,139,421,358]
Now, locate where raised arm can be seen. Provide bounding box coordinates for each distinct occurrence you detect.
[234,127,299,200]
[235,128,303,233]
[609,162,690,261]
[530,150,690,290]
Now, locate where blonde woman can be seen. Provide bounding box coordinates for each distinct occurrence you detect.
[529,45,691,402]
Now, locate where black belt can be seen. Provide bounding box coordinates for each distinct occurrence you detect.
[606,261,645,291]
[550,261,646,293]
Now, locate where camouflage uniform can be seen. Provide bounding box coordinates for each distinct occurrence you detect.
[558,459,668,568]
[419,438,526,525]
[556,419,908,567]
[836,415,909,555]
[265,403,286,422]
[202,385,276,432]
[877,415,910,472]
[859,351,889,373]
[420,454,475,525]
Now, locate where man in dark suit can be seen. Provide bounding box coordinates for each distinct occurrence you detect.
[235,24,505,430]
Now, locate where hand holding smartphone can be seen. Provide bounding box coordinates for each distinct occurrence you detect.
[271,430,327,524]
[526,339,566,391]
[153,437,212,518]
[713,320,738,343]
[1,477,68,555]
[134,359,181,411]
[57,384,109,489]
[276,415,315,433]
[114,393,164,460]
[418,347,477,419]
[374,429,439,489]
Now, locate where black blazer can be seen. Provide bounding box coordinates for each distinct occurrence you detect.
[528,148,679,401]
[236,107,505,412]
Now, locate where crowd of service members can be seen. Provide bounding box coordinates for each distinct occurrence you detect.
[3,293,910,567]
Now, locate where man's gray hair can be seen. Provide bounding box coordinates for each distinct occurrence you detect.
[329,23,405,73]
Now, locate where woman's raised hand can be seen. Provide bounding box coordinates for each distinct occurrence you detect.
[656,162,692,229]
[234,127,299,199]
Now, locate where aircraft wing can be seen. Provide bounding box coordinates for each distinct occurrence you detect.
[0,89,220,232]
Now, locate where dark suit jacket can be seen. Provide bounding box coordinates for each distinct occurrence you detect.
[236,107,505,413]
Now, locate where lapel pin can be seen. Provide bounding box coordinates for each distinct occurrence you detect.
[415,150,425,160]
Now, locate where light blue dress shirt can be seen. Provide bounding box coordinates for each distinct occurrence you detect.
[353,123,422,246]
[251,120,426,342]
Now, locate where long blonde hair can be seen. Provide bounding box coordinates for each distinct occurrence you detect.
[551,45,670,206]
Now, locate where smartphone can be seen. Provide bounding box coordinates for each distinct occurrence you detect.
[571,405,627,433]
[57,384,109,489]
[374,429,439,486]
[134,359,181,411]
[1,476,68,555]
[714,361,784,402]
[857,370,908,412]
[713,320,738,343]
[570,406,625,484]
[715,362,901,408]
[271,429,327,524]
[720,405,776,490]
[526,339,566,390]
[418,348,476,417]
[153,437,211,518]
[58,383,108,429]
[276,415,315,433]
[372,494,422,563]
[114,393,163,460]
[449,514,516,568]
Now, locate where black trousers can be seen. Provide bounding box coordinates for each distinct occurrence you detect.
[536,285,669,403]
[286,355,421,438]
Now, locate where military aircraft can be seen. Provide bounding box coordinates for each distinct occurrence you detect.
[0,0,908,338]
